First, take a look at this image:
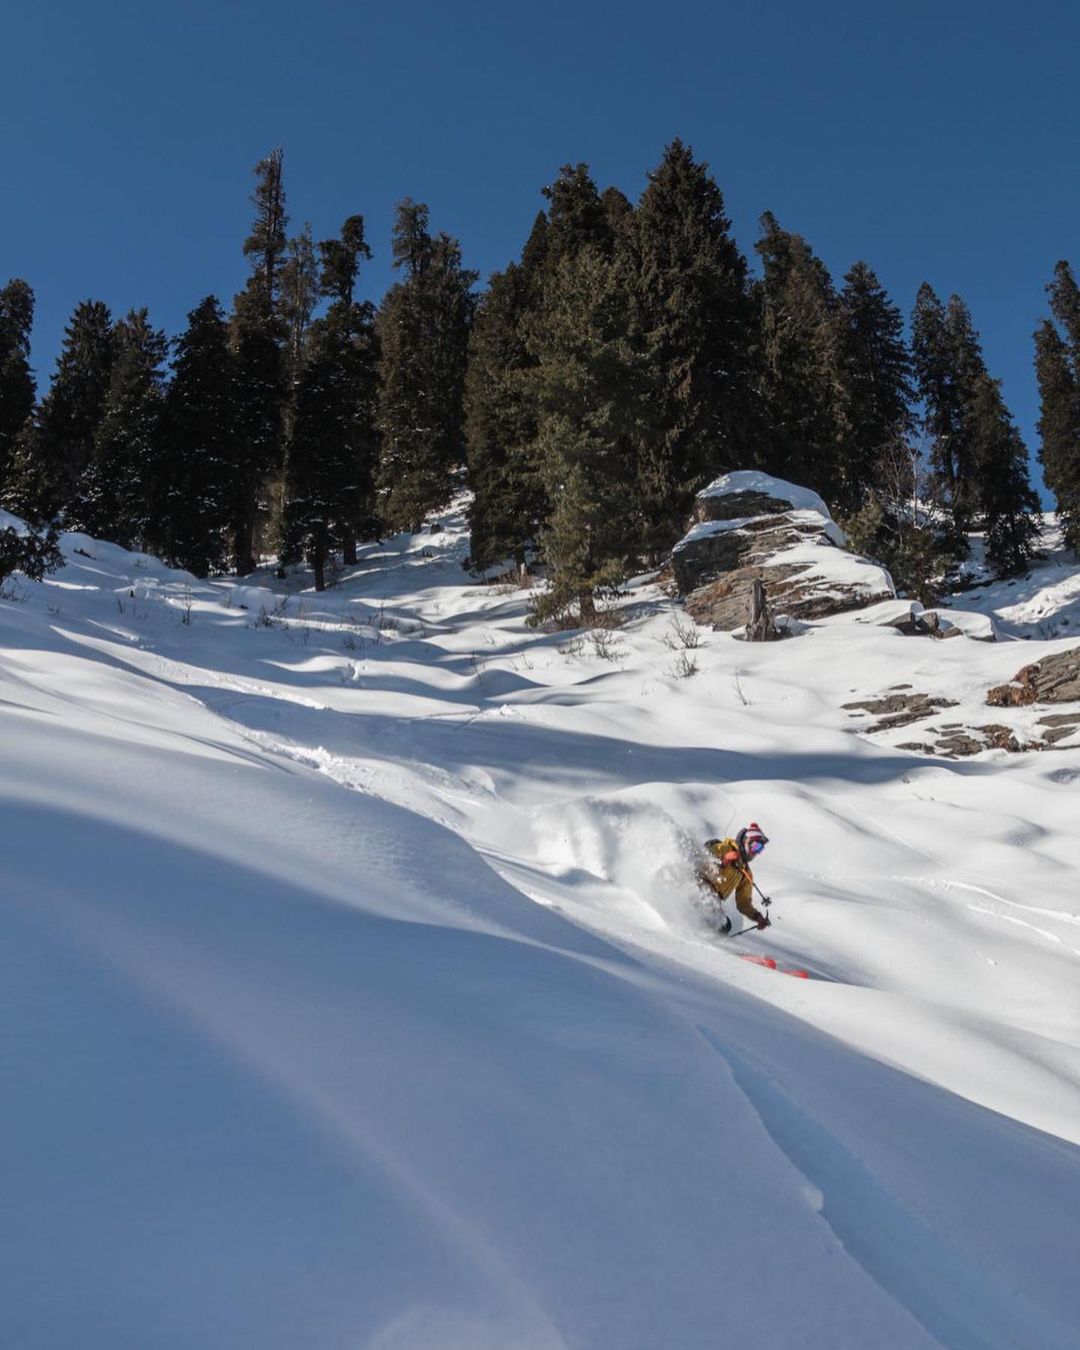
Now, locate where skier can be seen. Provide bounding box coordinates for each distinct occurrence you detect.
[699,823,771,932]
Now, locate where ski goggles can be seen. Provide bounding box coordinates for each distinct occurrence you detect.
[747,839,766,856]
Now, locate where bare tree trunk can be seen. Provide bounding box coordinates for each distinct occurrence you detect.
[746,577,777,642]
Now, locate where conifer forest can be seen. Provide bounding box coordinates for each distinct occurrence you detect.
[3,143,1078,615]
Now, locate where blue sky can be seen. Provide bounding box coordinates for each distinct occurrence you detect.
[3,0,1077,490]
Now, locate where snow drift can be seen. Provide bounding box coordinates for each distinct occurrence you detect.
[2,507,1080,1348]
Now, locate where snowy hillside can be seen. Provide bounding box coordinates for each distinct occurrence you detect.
[3,504,1080,1349]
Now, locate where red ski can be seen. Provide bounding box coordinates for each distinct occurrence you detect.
[739,954,809,979]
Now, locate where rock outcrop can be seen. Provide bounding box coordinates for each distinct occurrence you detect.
[842,687,1063,757]
[987,647,1080,707]
[671,471,894,630]
[842,691,960,732]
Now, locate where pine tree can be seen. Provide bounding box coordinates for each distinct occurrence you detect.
[281,215,379,587]
[1048,258,1080,349]
[0,279,61,574]
[520,210,549,275]
[1036,262,1080,552]
[526,246,645,625]
[754,213,844,503]
[910,285,985,536]
[542,165,613,262]
[0,520,61,585]
[229,148,288,574]
[76,309,167,546]
[279,326,343,590]
[834,262,915,515]
[156,297,235,576]
[843,447,953,605]
[624,139,757,554]
[0,279,35,494]
[319,214,380,562]
[9,299,114,519]
[241,147,288,307]
[280,224,320,389]
[601,185,634,240]
[465,215,549,574]
[968,372,1041,574]
[377,200,477,531]
[913,283,1039,568]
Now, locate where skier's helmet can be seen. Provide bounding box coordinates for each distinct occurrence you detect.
[737,822,768,861]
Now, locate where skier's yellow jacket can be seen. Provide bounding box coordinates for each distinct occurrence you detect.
[700,837,765,924]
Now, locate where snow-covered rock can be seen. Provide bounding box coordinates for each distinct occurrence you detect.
[672,470,894,629]
[854,598,997,642]
[695,469,836,523]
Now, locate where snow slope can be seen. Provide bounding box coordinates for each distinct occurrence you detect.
[2,507,1080,1349]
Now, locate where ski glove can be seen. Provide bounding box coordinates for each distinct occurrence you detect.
[756,915,771,931]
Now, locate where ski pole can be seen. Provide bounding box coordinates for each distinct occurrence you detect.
[748,874,772,908]
[736,864,771,910]
[731,897,774,936]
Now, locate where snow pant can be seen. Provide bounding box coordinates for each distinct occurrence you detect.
[703,867,760,924]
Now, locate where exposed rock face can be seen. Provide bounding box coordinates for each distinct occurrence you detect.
[672,471,894,629]
[844,689,1060,757]
[935,724,1028,757]
[673,513,823,594]
[1038,713,1080,745]
[691,488,805,524]
[842,691,959,733]
[987,647,1080,706]
[845,677,1080,758]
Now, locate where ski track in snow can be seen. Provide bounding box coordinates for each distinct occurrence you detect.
[3,502,1080,1347]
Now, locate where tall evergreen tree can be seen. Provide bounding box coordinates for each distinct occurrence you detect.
[526,246,645,625]
[466,167,635,577]
[0,279,61,577]
[834,262,915,515]
[320,214,380,563]
[229,149,288,574]
[910,284,985,536]
[241,147,288,308]
[542,165,613,262]
[279,326,344,591]
[8,299,114,518]
[465,213,549,574]
[601,186,634,240]
[156,297,236,576]
[76,309,167,546]
[0,279,35,493]
[913,283,1039,568]
[280,223,320,388]
[281,215,379,587]
[1036,262,1080,552]
[377,200,477,530]
[624,139,757,554]
[520,209,549,275]
[754,213,844,503]
[1047,258,1080,349]
[968,371,1041,575]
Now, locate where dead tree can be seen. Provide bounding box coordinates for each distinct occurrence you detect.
[746,577,778,641]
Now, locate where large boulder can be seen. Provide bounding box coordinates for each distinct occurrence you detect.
[672,471,894,629]
[987,646,1080,706]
